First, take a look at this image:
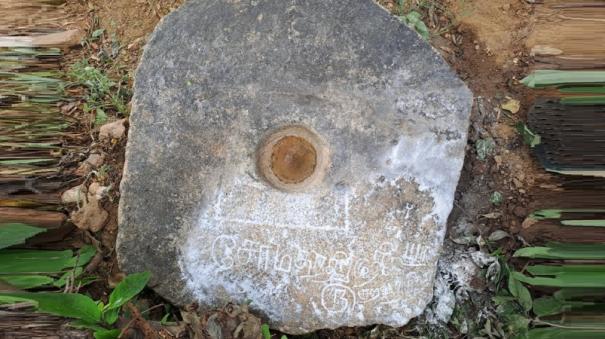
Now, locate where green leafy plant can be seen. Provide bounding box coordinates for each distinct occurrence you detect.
[514,243,605,260]
[0,223,150,338]
[400,11,430,40]
[68,59,130,126]
[396,0,430,40]
[516,122,541,148]
[260,323,289,339]
[508,273,532,312]
[0,222,46,249]
[501,239,605,337]
[1,271,150,339]
[0,223,95,290]
[476,137,495,161]
[261,323,271,339]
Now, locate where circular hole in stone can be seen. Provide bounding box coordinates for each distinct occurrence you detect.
[258,125,329,192]
[270,136,317,184]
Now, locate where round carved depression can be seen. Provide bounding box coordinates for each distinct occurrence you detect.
[258,126,329,192]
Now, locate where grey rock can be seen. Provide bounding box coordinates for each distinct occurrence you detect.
[117,0,472,334]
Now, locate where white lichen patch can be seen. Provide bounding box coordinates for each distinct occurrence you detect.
[178,155,458,333]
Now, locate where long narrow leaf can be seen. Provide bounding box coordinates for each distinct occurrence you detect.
[106,271,150,310]
[561,96,605,106]
[0,275,54,289]
[0,249,74,273]
[522,70,605,88]
[0,292,101,323]
[0,223,46,249]
[561,220,605,227]
[527,265,605,276]
[514,244,605,259]
[513,271,605,288]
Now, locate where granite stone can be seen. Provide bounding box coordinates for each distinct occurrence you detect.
[117,0,472,333]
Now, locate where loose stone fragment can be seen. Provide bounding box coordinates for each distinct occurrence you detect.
[117,0,472,334]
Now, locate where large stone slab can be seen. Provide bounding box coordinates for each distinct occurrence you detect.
[117,0,472,334]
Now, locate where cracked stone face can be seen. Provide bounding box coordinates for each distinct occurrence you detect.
[117,0,472,334]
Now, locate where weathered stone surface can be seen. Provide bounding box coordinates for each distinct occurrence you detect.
[117,0,472,334]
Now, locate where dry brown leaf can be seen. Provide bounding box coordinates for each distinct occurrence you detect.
[501,97,520,114]
[99,118,127,141]
[70,183,109,232]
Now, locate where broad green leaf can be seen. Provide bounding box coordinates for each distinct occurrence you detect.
[405,11,429,40]
[0,249,73,273]
[406,11,422,22]
[515,122,541,147]
[0,292,101,323]
[527,265,605,276]
[94,329,120,339]
[399,11,430,40]
[0,275,54,289]
[492,294,516,306]
[508,274,532,312]
[533,296,566,317]
[77,275,100,287]
[413,19,430,40]
[261,323,271,339]
[505,314,530,337]
[530,209,563,220]
[72,245,96,267]
[53,267,83,288]
[103,306,119,325]
[69,320,108,332]
[554,288,605,301]
[533,296,596,317]
[106,271,150,310]
[91,29,105,39]
[0,223,46,249]
[514,243,605,260]
[95,108,107,126]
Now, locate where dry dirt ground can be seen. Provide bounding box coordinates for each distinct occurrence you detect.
[62,0,541,337]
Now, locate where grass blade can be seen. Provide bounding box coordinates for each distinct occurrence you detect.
[0,292,101,323]
[522,70,605,88]
[514,244,605,260]
[0,275,54,289]
[0,223,46,249]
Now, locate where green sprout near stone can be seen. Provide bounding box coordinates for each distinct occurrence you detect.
[490,191,503,205]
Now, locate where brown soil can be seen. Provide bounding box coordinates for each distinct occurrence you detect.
[451,0,532,66]
[68,0,184,78]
